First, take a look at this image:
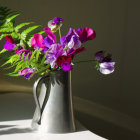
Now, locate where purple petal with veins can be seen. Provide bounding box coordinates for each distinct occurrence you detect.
[99,62,115,75]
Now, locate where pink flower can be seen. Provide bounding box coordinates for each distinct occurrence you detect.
[31,34,45,50]
[18,68,35,79]
[77,27,96,43]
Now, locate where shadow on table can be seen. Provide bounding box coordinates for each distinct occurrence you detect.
[0,127,32,135]
[0,121,86,135]
[0,125,16,129]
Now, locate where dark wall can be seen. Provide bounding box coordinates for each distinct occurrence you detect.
[0,0,140,138]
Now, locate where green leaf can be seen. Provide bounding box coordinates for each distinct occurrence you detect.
[36,49,41,62]
[21,52,25,60]
[29,50,36,61]
[14,60,24,72]
[7,72,20,77]
[6,13,20,22]
[15,22,34,32]
[0,49,7,54]
[25,53,30,61]
[4,62,18,69]
[41,50,48,65]
[0,27,13,32]
[1,59,11,67]
[21,25,40,39]
[11,32,20,38]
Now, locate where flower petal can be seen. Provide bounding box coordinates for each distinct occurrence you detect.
[18,68,35,79]
[31,34,45,50]
[78,27,96,42]
[4,41,16,51]
[61,62,73,72]
[44,27,56,42]
[99,62,115,74]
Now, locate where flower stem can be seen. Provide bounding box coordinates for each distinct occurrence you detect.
[58,27,61,38]
[73,59,96,64]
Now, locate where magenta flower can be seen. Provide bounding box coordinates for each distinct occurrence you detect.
[44,27,56,42]
[60,28,81,50]
[4,35,16,51]
[61,62,73,72]
[77,27,96,43]
[18,68,35,79]
[16,49,32,60]
[31,34,45,50]
[99,62,115,75]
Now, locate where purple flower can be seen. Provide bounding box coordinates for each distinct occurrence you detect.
[95,51,104,62]
[46,43,66,68]
[48,17,64,32]
[95,51,115,75]
[60,28,81,50]
[77,27,96,43]
[4,35,16,51]
[61,62,73,72]
[16,49,32,60]
[51,17,64,25]
[95,51,112,63]
[31,34,45,50]
[18,68,35,79]
[99,62,115,75]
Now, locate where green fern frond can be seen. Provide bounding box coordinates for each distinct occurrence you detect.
[0,49,7,54]
[21,25,40,40]
[0,27,14,32]
[6,13,20,23]
[15,22,34,32]
[7,72,20,77]
[36,49,41,62]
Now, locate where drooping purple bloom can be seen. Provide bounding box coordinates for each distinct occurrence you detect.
[16,49,32,60]
[4,35,16,51]
[60,28,81,50]
[95,51,115,75]
[99,62,115,75]
[95,51,112,63]
[95,51,104,63]
[51,17,64,25]
[31,34,45,50]
[48,17,64,32]
[77,27,96,43]
[61,62,73,72]
[18,68,35,79]
[46,43,66,68]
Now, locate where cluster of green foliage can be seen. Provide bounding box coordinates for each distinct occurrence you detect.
[0,6,51,78]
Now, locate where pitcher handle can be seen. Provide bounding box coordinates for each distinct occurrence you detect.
[33,76,49,124]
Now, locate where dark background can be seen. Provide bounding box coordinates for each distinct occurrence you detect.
[0,0,140,139]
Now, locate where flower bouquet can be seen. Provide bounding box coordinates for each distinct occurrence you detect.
[0,6,115,79]
[0,6,116,133]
